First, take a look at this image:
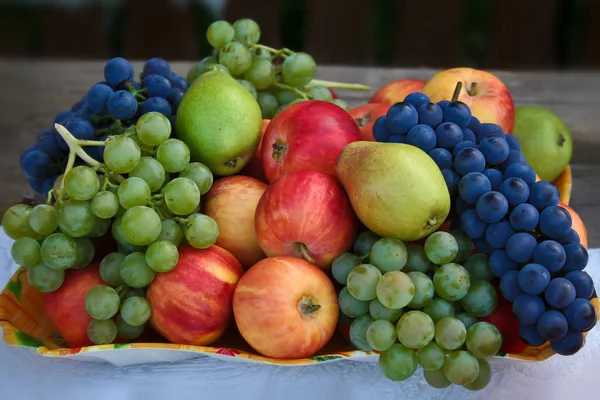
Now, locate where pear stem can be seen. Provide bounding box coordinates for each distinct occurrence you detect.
[451,81,462,102]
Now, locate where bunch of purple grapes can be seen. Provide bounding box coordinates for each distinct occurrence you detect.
[19,57,189,199]
[372,88,596,356]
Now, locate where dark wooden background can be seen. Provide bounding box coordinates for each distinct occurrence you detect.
[1,0,599,69]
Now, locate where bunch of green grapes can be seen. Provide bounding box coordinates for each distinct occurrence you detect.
[3,113,218,345]
[186,18,366,119]
[332,229,501,390]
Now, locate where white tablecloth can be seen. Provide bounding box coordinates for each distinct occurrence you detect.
[0,229,598,400]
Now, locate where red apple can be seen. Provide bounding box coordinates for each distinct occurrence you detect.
[261,100,361,183]
[254,169,357,271]
[349,103,389,141]
[44,263,105,348]
[479,292,529,354]
[559,203,588,249]
[421,67,515,133]
[233,256,339,359]
[205,175,269,270]
[369,79,426,105]
[147,245,244,346]
[239,119,270,183]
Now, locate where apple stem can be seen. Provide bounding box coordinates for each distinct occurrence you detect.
[271,141,287,162]
[306,79,371,91]
[451,81,462,102]
[466,82,478,96]
[297,243,316,265]
[299,295,322,316]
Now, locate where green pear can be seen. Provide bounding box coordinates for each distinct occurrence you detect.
[335,142,450,242]
[512,105,573,182]
[175,70,262,176]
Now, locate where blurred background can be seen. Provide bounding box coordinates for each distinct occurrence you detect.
[0,0,599,69]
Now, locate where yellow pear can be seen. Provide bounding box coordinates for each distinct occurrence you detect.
[335,142,450,242]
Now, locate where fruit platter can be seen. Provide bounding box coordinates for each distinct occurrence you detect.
[0,17,597,392]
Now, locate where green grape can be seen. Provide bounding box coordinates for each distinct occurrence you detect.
[117,177,151,209]
[369,298,403,322]
[183,213,219,249]
[233,18,260,44]
[87,319,117,345]
[116,315,145,340]
[307,85,333,101]
[331,252,361,285]
[331,99,350,112]
[352,230,381,259]
[378,343,418,382]
[71,238,95,269]
[206,20,234,49]
[404,244,433,273]
[120,252,157,288]
[179,162,213,195]
[63,166,99,201]
[461,280,498,318]
[252,47,271,60]
[243,58,274,90]
[121,206,162,246]
[406,271,434,308]
[57,199,96,237]
[434,317,467,350]
[369,237,407,273]
[111,216,130,247]
[120,296,151,326]
[40,233,77,270]
[129,157,166,193]
[157,219,184,246]
[135,111,172,147]
[219,42,252,76]
[104,135,141,174]
[237,79,257,99]
[464,358,492,391]
[338,286,369,318]
[366,319,397,351]
[208,64,230,75]
[29,204,58,236]
[375,271,414,309]
[433,262,471,301]
[186,56,218,84]
[91,191,119,219]
[463,253,493,282]
[396,310,435,349]
[163,177,201,215]
[465,322,502,358]
[346,264,382,301]
[423,298,455,323]
[349,314,375,350]
[257,91,278,119]
[88,217,112,238]
[2,204,39,240]
[281,52,316,87]
[145,240,179,272]
[27,261,64,292]
[423,368,451,389]
[442,350,479,385]
[417,342,446,371]
[275,89,300,106]
[455,312,477,331]
[11,237,40,267]
[85,285,120,320]
[449,229,474,263]
[424,232,458,265]
[100,252,126,287]
[156,139,190,173]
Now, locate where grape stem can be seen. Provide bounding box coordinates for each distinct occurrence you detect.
[54,123,125,184]
[306,79,371,91]
[273,82,308,99]
[249,44,293,58]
